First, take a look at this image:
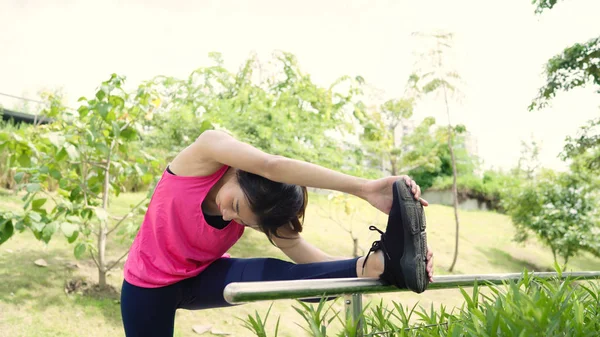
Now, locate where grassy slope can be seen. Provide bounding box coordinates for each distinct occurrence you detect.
[1,190,599,337]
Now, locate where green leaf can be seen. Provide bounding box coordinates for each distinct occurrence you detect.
[141,173,153,185]
[112,121,121,138]
[65,144,80,160]
[42,222,57,242]
[120,126,137,140]
[61,222,79,243]
[26,183,41,193]
[32,198,47,210]
[14,171,25,183]
[74,243,86,259]
[94,207,108,222]
[67,231,79,244]
[69,187,81,201]
[78,105,90,118]
[199,119,213,133]
[0,219,14,245]
[56,148,68,162]
[96,102,111,119]
[108,95,125,109]
[106,110,117,122]
[49,169,61,180]
[96,89,106,101]
[14,219,25,231]
[30,220,45,233]
[18,153,31,167]
[28,211,42,222]
[47,133,65,148]
[60,222,77,237]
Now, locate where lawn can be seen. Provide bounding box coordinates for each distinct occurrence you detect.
[1,189,599,336]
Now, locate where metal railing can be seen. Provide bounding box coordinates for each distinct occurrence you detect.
[224,271,600,336]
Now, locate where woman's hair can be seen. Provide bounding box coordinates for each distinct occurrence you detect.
[236,169,308,243]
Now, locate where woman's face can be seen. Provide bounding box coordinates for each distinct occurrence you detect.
[215,180,260,229]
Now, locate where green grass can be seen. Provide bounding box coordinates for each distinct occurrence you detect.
[0,189,599,336]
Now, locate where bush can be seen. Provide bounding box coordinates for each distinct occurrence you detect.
[503,169,600,265]
[0,121,34,189]
[428,171,521,211]
[243,271,600,336]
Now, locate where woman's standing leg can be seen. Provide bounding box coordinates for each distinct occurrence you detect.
[120,280,182,337]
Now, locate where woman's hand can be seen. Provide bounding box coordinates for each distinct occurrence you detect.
[361,175,428,215]
[427,245,434,282]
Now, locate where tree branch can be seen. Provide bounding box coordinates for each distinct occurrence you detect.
[107,197,147,235]
[89,251,100,269]
[41,190,60,206]
[106,249,130,271]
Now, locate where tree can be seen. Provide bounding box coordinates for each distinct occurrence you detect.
[562,116,600,173]
[504,169,599,266]
[407,123,478,191]
[0,75,165,287]
[529,0,599,167]
[532,0,564,14]
[515,139,542,180]
[529,0,599,111]
[411,32,463,272]
[317,193,366,258]
[529,36,600,111]
[146,52,371,177]
[359,98,414,175]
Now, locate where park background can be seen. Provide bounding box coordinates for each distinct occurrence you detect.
[1,0,599,336]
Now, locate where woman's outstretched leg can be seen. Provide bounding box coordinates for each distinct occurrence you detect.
[178,254,384,310]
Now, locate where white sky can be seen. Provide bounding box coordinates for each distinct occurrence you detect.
[1,0,599,171]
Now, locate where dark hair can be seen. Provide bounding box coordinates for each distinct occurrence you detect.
[236,169,308,243]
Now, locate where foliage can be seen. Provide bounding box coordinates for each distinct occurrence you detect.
[0,120,33,190]
[0,74,163,286]
[239,303,281,337]
[503,169,600,265]
[145,52,376,178]
[530,0,599,110]
[293,299,339,337]
[243,270,600,337]
[407,124,476,190]
[562,116,600,173]
[442,271,600,336]
[532,0,563,14]
[530,36,600,110]
[430,170,521,211]
[355,95,447,179]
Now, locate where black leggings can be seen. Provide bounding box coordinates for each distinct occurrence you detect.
[120,257,359,337]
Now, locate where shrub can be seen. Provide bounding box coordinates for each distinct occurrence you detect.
[242,271,600,336]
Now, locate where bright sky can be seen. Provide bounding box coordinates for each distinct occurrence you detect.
[1,0,599,171]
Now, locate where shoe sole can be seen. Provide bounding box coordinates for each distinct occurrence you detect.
[396,181,428,293]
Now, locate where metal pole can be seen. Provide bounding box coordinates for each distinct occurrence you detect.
[344,293,364,337]
[224,271,600,304]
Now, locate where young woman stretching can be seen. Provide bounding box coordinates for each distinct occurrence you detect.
[121,130,434,336]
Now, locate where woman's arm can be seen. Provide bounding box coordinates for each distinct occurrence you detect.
[182,130,426,214]
[188,130,369,199]
[269,228,339,264]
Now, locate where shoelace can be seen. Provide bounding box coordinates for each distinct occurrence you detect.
[361,226,391,272]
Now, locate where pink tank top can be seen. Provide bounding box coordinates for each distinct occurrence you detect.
[124,165,245,288]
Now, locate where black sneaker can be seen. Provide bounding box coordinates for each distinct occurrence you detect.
[362,179,428,293]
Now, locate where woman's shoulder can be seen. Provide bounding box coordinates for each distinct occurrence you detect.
[168,140,226,177]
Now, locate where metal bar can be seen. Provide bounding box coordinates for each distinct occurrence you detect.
[224,271,600,304]
[344,294,364,337]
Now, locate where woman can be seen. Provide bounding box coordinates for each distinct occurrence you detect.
[121,130,434,336]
